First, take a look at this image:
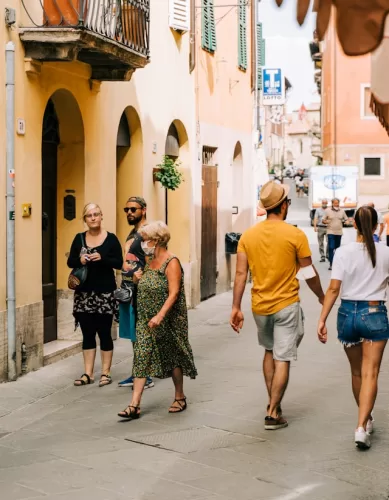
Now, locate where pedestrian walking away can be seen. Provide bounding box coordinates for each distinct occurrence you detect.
[318,206,389,450]
[230,181,324,430]
[322,198,348,270]
[314,199,329,262]
[367,202,384,243]
[67,203,123,388]
[118,221,197,420]
[383,210,389,246]
[118,196,154,390]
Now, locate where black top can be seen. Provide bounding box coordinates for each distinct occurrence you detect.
[121,228,146,286]
[67,232,123,293]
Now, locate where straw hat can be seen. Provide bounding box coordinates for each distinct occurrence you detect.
[259,181,290,211]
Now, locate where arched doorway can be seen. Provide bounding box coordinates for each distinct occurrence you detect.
[164,122,180,224]
[232,142,243,232]
[42,100,60,343]
[42,90,85,344]
[116,107,143,246]
[163,120,190,273]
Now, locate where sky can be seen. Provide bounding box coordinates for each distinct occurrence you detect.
[258,0,319,111]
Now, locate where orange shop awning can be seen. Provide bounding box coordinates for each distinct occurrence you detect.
[274,0,389,57]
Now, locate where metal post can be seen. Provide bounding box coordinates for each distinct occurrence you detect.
[6,41,16,381]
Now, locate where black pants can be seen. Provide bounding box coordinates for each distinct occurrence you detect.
[77,313,114,351]
[387,235,389,247]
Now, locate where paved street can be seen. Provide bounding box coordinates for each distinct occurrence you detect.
[1,199,389,500]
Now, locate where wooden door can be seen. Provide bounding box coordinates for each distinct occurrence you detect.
[42,100,59,344]
[200,165,217,300]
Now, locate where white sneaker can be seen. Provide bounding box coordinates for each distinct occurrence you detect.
[366,416,374,435]
[355,427,371,449]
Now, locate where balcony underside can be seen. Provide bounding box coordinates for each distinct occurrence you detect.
[19,28,149,81]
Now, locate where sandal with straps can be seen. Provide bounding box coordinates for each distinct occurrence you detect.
[74,373,94,386]
[99,374,112,387]
[118,405,141,420]
[168,397,187,413]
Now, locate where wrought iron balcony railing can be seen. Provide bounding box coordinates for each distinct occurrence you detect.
[20,0,150,80]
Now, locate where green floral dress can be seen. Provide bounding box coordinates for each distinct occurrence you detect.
[132,256,197,380]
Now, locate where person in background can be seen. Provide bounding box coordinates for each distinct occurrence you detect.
[67,203,123,387]
[367,202,384,243]
[314,199,329,262]
[118,221,197,420]
[322,198,348,271]
[118,196,154,390]
[230,181,324,431]
[383,210,389,246]
[318,206,389,450]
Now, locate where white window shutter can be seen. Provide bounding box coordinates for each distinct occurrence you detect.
[169,0,190,33]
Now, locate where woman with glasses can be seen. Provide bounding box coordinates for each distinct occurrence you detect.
[67,203,123,387]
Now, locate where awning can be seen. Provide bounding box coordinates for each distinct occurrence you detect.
[275,0,389,56]
[371,15,389,134]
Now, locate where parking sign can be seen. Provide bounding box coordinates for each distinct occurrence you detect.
[262,68,285,106]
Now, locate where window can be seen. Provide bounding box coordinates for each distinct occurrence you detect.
[202,0,216,53]
[361,155,384,179]
[256,23,265,90]
[238,0,247,70]
[168,0,190,33]
[360,84,375,119]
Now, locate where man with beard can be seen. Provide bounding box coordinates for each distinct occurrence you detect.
[230,181,324,430]
[118,196,154,389]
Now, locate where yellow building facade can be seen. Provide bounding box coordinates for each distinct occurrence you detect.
[0,0,257,380]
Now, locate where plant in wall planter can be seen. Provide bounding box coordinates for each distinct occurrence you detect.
[153,155,183,191]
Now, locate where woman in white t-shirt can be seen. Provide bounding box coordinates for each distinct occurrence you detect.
[318,206,389,450]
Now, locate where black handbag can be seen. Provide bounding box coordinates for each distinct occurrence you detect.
[68,233,88,291]
[114,283,133,304]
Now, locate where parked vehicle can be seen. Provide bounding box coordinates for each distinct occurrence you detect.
[308,166,358,226]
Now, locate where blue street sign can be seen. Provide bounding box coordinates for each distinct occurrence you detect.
[263,68,282,96]
[262,68,285,105]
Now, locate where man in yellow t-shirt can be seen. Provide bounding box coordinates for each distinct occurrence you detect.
[230,181,324,431]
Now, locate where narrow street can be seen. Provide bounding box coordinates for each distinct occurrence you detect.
[1,197,389,500]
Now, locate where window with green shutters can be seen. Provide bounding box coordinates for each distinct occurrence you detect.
[238,0,247,70]
[202,0,217,53]
[257,23,265,89]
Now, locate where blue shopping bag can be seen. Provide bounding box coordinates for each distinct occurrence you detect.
[119,302,136,342]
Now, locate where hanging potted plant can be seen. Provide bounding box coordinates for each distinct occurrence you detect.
[153,155,183,191]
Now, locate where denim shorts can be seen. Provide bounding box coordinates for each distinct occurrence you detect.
[337,300,389,346]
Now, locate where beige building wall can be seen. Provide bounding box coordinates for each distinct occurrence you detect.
[195,0,255,295]
[0,0,196,380]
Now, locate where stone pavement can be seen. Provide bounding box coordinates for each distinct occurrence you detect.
[2,229,389,499]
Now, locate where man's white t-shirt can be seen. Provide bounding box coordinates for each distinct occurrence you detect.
[332,242,389,301]
[375,210,384,237]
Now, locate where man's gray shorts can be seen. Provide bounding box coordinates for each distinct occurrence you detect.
[253,302,304,361]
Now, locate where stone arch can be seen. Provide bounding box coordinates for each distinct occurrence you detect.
[164,119,190,264]
[41,89,85,343]
[116,106,143,247]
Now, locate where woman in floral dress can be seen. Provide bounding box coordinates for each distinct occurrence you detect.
[118,221,197,419]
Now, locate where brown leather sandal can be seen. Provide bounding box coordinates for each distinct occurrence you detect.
[168,397,187,413]
[118,405,140,420]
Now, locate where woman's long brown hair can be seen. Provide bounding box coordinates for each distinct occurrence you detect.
[354,206,378,267]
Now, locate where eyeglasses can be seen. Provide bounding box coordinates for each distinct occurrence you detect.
[123,207,141,214]
[85,212,101,219]
[287,199,292,206]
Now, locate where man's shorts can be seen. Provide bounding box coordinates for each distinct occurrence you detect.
[253,302,304,361]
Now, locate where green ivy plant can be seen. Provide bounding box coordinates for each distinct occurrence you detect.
[154,155,183,191]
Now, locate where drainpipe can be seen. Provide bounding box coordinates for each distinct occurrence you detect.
[6,41,17,381]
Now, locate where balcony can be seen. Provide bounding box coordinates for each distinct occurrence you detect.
[19,0,150,81]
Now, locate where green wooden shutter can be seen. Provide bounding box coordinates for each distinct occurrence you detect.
[238,0,247,70]
[257,23,265,89]
[202,0,216,53]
